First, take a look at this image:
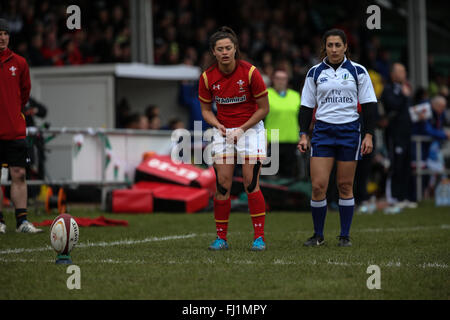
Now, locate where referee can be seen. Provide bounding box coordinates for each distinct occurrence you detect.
[0,19,42,234]
[297,29,377,247]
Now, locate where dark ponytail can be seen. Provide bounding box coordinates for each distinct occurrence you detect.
[209,26,240,60]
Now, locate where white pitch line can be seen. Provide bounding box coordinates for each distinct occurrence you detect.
[0,257,447,269]
[0,233,198,255]
[0,224,448,256]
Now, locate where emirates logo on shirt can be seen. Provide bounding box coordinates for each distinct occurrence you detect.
[9,66,17,76]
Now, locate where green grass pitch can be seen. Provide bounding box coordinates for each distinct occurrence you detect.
[0,201,449,300]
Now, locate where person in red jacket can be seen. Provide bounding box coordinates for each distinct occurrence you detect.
[0,19,42,234]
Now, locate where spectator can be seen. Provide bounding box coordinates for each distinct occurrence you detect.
[411,95,450,198]
[145,104,160,120]
[60,36,83,65]
[28,33,52,66]
[355,102,382,214]
[166,118,185,130]
[23,96,48,181]
[124,113,149,130]
[148,115,162,130]
[179,79,210,131]
[265,69,301,178]
[381,62,416,209]
[41,30,63,66]
[116,98,131,129]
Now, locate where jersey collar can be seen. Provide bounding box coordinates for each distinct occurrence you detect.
[218,59,239,78]
[0,47,12,63]
[322,56,347,70]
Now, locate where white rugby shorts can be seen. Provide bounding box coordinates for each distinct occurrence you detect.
[211,120,267,164]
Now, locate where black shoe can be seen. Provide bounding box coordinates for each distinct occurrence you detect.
[303,234,325,247]
[337,236,352,247]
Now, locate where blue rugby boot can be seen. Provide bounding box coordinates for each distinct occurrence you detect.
[251,236,266,251]
[208,237,229,250]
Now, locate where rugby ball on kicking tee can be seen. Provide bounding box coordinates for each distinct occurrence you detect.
[50,214,79,255]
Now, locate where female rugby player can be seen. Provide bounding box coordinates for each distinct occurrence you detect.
[199,27,270,251]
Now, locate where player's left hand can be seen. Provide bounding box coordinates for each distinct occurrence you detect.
[226,128,244,144]
[361,134,373,155]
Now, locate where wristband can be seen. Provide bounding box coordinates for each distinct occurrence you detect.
[299,131,307,137]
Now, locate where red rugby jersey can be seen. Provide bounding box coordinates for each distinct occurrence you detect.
[0,48,30,140]
[198,60,268,128]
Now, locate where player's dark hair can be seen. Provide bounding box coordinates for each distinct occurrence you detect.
[319,28,349,60]
[209,26,240,60]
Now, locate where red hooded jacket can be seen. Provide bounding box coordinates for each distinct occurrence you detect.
[0,48,31,140]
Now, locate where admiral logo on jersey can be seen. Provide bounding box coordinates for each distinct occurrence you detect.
[215,95,247,104]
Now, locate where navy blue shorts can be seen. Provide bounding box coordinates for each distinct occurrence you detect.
[310,120,361,161]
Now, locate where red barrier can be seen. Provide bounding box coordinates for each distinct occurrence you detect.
[135,154,216,193]
[133,181,209,213]
[111,189,154,213]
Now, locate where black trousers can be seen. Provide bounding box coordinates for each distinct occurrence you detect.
[354,149,374,205]
[387,139,413,202]
[267,143,299,178]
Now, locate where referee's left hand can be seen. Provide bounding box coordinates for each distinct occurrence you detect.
[361,134,373,155]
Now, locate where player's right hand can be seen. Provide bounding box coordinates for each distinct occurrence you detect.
[217,124,227,137]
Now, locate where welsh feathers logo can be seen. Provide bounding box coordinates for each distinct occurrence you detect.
[237,79,245,92]
[9,66,17,76]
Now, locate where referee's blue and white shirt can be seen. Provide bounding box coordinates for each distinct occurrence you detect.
[301,56,377,123]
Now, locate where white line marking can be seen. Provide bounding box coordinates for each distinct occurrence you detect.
[0,257,447,269]
[0,233,198,255]
[0,224,448,256]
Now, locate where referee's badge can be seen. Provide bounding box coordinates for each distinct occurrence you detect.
[342,73,349,85]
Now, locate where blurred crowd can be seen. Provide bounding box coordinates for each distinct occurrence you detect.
[2,0,448,92]
[0,0,131,66]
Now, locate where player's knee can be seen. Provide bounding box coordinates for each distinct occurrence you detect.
[215,176,231,196]
[337,181,353,197]
[312,182,327,198]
